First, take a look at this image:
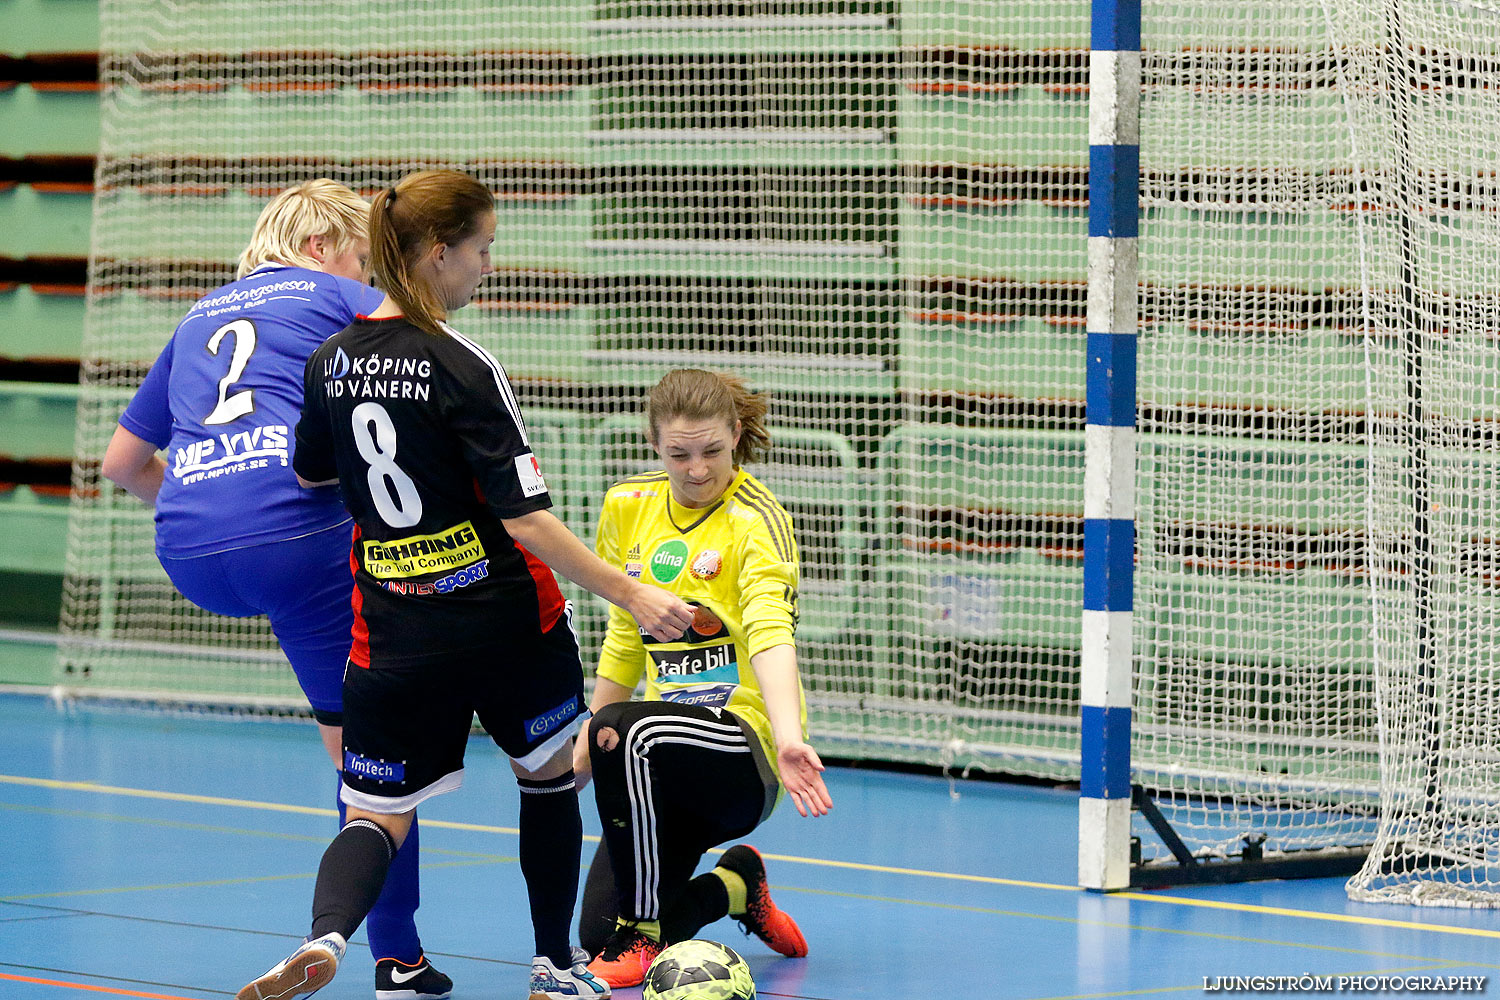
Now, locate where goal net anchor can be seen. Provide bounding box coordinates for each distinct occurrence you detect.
[1126,785,1370,888]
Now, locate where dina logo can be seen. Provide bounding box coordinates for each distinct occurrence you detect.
[649,539,690,584]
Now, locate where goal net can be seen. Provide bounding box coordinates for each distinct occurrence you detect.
[1131,2,1382,866]
[64,1,1095,767]
[1323,0,1500,906]
[1133,0,1500,904]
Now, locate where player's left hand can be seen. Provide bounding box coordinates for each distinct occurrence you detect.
[777,741,833,818]
[572,733,594,790]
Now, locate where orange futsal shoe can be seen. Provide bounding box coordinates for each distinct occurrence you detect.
[719,844,809,958]
[585,925,663,988]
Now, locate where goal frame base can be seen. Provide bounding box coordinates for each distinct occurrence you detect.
[1127,784,1370,889]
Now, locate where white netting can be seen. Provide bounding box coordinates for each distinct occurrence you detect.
[1136,0,1500,905]
[1323,0,1500,906]
[1134,1,1382,864]
[64,1,1092,770]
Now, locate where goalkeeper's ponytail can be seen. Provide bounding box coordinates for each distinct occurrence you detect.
[647,369,771,467]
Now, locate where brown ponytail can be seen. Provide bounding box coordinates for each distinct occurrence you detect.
[646,369,770,467]
[367,170,493,336]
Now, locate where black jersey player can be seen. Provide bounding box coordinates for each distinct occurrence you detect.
[235,170,692,1000]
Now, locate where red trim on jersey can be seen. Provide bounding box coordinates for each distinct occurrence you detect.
[348,525,370,668]
[518,542,566,633]
[475,476,562,630]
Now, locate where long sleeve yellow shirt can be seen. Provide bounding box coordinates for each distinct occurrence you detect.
[594,467,807,781]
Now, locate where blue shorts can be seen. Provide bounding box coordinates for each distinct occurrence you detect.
[158,522,355,722]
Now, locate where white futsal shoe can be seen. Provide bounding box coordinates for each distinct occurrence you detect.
[237,932,347,1000]
[530,945,612,999]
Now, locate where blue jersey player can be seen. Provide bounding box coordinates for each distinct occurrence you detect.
[101,180,451,1000]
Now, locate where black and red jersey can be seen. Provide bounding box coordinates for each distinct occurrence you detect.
[295,315,565,665]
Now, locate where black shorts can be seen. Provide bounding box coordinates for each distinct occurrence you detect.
[339,604,587,813]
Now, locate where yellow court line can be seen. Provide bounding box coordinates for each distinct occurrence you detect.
[785,884,1500,968]
[0,773,522,832]
[752,847,1086,892]
[746,852,1500,941]
[0,801,516,860]
[1111,891,1500,940]
[0,774,334,818]
[7,772,1500,942]
[5,870,316,901]
[5,858,512,903]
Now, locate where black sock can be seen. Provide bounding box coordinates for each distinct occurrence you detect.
[310,818,398,941]
[660,871,730,945]
[518,770,581,968]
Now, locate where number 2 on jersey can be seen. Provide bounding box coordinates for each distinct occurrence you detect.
[351,402,423,528]
[202,319,258,425]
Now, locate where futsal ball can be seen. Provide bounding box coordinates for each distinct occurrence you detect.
[642,939,755,1000]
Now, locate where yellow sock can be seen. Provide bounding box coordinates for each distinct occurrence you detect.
[620,917,662,943]
[713,866,748,916]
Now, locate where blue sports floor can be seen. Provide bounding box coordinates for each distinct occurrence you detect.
[2,692,1499,999]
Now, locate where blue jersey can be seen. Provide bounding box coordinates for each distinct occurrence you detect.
[120,263,385,558]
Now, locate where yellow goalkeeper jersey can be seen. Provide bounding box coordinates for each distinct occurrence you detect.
[594,466,807,783]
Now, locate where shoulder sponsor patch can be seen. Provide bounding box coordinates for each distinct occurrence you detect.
[515,452,548,497]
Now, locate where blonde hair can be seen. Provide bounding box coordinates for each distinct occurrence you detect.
[647,369,770,467]
[236,179,370,278]
[368,170,494,337]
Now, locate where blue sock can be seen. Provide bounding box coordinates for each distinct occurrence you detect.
[337,775,423,963]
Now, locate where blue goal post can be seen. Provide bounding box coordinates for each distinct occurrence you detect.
[1079,0,1140,892]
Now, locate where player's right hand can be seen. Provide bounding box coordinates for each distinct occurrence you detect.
[629,583,693,642]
